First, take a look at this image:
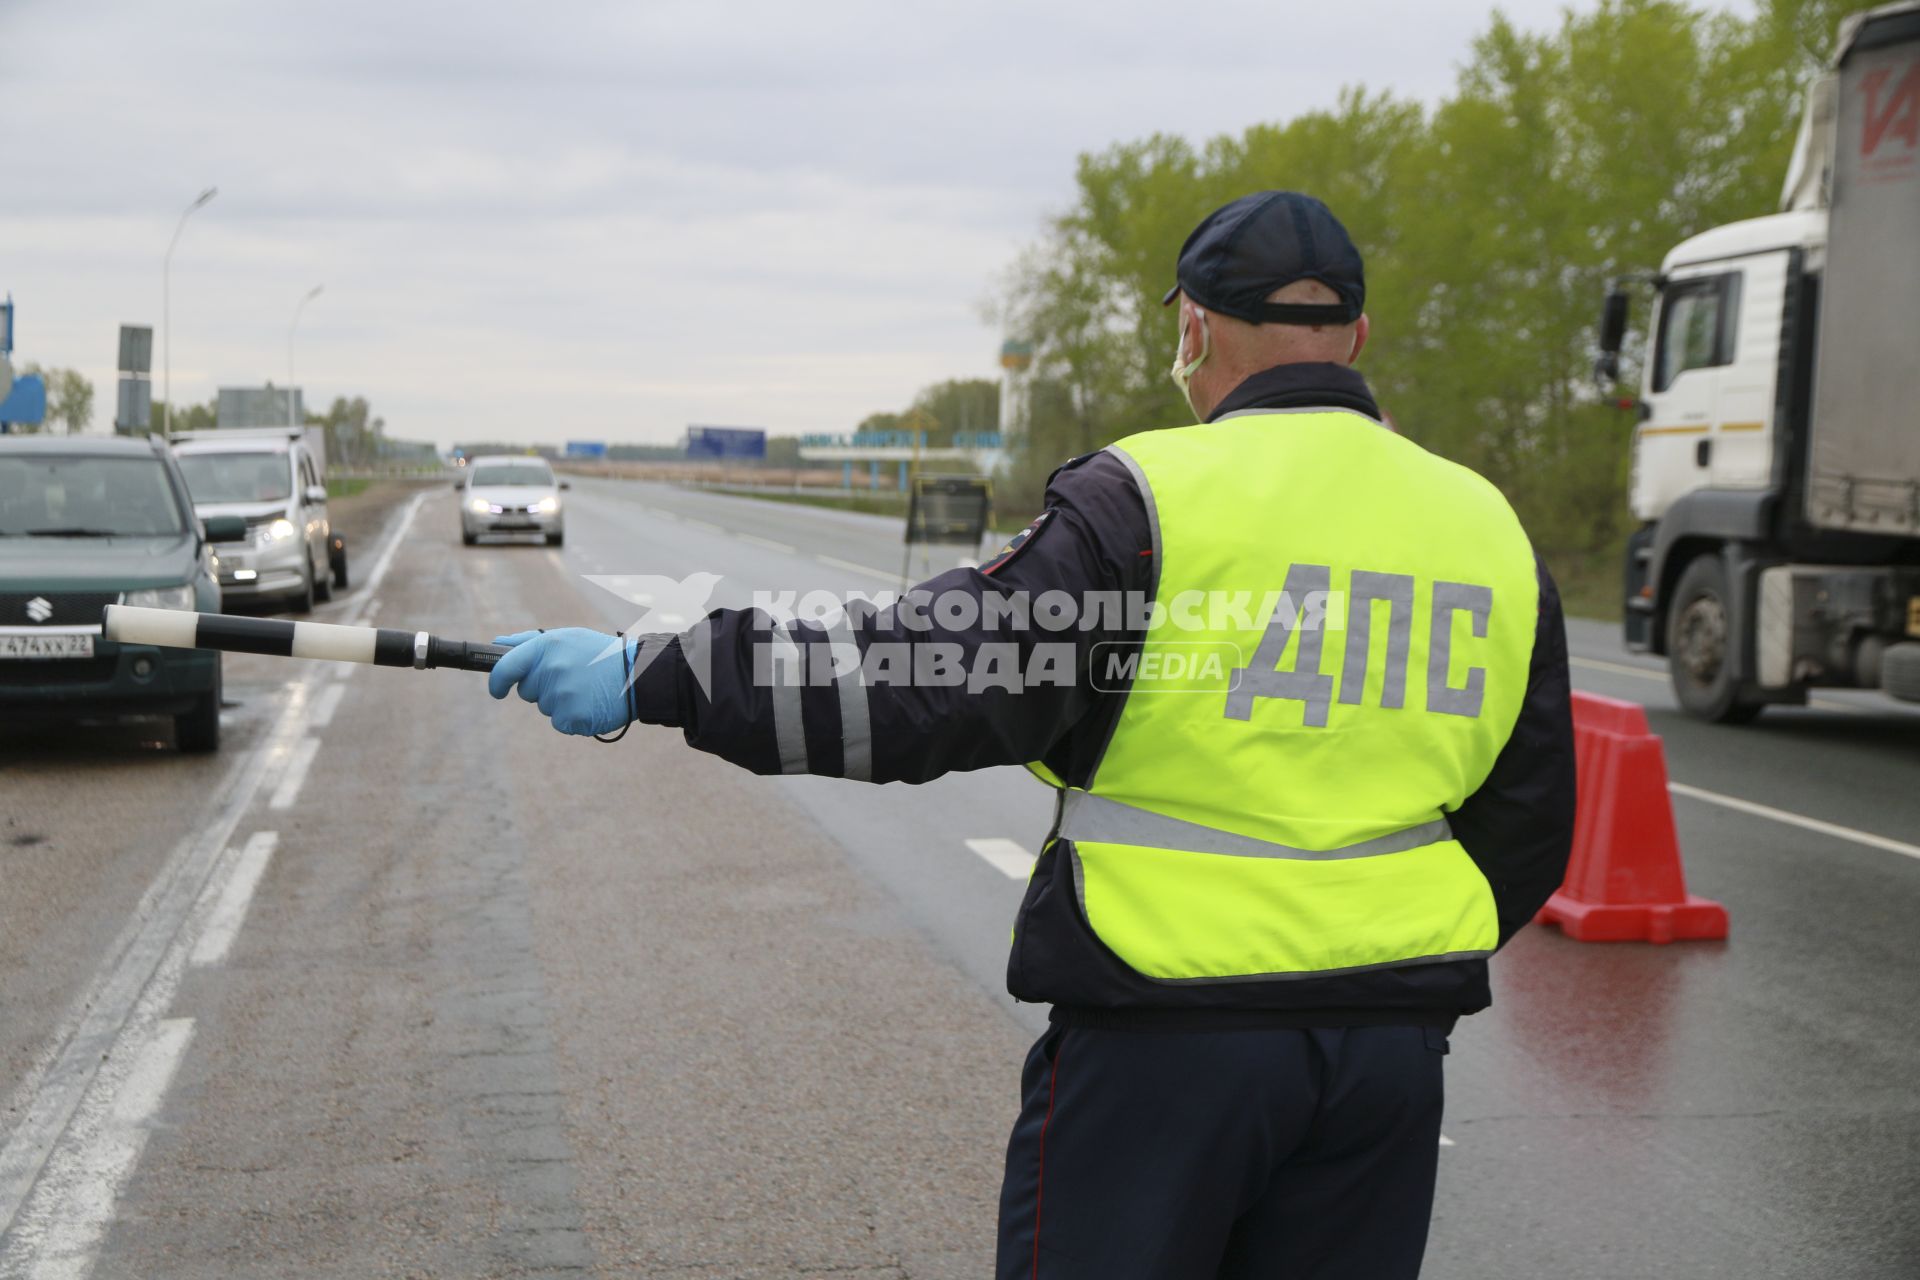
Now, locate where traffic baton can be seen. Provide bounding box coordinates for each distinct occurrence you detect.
[101,605,510,674]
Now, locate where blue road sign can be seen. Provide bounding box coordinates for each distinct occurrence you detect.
[565,440,609,459]
[0,373,47,426]
[684,426,766,460]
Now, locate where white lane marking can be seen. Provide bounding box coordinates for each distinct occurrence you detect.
[361,598,382,620]
[0,486,427,1247]
[1571,653,1854,711]
[268,737,322,811]
[682,517,720,533]
[190,833,281,967]
[309,682,347,728]
[3,1019,196,1280]
[965,838,1035,880]
[1570,654,1663,681]
[738,533,796,555]
[1669,781,1920,862]
[814,553,897,582]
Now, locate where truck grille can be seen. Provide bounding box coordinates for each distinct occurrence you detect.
[0,591,120,627]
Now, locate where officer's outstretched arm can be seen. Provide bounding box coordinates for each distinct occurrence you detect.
[487,500,1135,783]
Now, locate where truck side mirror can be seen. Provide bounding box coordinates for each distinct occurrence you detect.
[1595,286,1630,384]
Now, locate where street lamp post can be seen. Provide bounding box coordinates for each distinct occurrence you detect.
[288,284,323,427]
[161,186,218,436]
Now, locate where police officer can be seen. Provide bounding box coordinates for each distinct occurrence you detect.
[489,191,1576,1278]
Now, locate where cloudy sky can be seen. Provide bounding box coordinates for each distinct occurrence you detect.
[2,0,1746,448]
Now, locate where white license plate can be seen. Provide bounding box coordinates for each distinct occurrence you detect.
[0,633,96,660]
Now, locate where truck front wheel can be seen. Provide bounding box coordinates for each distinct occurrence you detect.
[1667,554,1765,724]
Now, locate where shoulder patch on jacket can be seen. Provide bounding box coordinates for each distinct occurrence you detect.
[980,510,1055,577]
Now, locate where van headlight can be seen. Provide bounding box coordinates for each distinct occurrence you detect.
[468,497,491,513]
[264,517,297,542]
[124,584,196,611]
[534,496,560,514]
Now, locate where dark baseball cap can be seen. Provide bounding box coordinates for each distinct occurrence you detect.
[1161,191,1364,326]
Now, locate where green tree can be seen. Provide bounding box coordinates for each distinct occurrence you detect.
[993,0,1887,598]
[18,365,95,434]
[910,377,1001,445]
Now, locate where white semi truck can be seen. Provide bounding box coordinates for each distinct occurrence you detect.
[1597,1,1920,720]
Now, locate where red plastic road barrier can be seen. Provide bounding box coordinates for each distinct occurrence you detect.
[1534,691,1729,943]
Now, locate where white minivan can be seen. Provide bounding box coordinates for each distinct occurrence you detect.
[173,429,345,612]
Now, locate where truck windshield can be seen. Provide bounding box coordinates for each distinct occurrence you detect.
[177,451,293,504]
[470,464,553,487]
[0,455,187,537]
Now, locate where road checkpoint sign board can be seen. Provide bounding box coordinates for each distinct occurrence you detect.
[116,378,152,431]
[118,325,153,373]
[904,475,992,546]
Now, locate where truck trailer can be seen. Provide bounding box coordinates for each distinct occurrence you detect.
[1598,1,1920,720]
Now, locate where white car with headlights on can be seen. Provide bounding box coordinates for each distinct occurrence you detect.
[458,456,567,547]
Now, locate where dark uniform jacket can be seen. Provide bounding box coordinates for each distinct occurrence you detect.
[633,362,1577,1028]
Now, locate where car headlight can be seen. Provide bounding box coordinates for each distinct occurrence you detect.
[124,584,196,611]
[265,517,297,541]
[534,496,560,514]
[468,497,491,513]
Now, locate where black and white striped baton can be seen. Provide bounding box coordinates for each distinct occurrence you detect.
[101,605,510,673]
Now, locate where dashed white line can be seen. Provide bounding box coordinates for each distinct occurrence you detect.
[0,487,427,1257]
[361,598,382,621]
[965,838,1036,880]
[682,517,721,533]
[737,532,797,554]
[268,736,322,812]
[190,833,281,967]
[1669,781,1920,862]
[4,1018,197,1280]
[309,682,347,728]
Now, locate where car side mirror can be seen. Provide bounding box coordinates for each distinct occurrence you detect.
[305,484,328,505]
[204,514,247,543]
[559,480,571,491]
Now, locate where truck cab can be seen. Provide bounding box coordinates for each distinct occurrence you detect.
[1607,1,1920,720]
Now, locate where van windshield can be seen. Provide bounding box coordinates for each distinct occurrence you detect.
[0,455,188,537]
[470,463,554,487]
[177,451,293,504]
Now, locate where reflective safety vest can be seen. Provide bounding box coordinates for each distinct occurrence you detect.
[1033,408,1539,983]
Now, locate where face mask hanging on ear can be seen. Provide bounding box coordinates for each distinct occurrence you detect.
[1169,306,1211,419]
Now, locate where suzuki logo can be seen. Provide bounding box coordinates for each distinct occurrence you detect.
[25,596,53,623]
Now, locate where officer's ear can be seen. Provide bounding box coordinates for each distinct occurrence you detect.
[1348,313,1371,366]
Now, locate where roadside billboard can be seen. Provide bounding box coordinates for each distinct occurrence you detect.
[683,425,767,461]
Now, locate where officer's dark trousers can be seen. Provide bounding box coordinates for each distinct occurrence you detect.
[995,1024,1447,1279]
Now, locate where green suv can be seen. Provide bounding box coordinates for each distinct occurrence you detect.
[0,435,236,751]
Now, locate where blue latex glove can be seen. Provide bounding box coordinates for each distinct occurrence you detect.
[488,628,638,736]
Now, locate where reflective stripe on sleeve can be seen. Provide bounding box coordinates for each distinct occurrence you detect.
[768,622,809,773]
[820,610,872,782]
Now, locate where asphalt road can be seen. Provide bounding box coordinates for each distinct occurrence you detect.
[2,476,1916,1278]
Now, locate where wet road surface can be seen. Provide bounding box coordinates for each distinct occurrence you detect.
[2,477,1916,1277]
